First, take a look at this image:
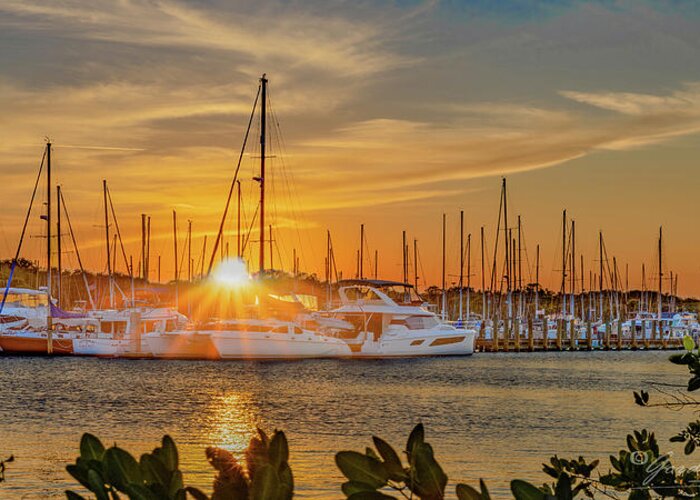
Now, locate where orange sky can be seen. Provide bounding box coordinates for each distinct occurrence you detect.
[1,1,700,296]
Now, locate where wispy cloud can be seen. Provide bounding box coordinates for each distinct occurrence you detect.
[0,0,410,78]
[560,84,700,116]
[294,83,700,198]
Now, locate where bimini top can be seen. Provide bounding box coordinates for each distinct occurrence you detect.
[337,279,414,289]
[1,287,47,296]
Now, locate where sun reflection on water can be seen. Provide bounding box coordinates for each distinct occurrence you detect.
[205,391,260,456]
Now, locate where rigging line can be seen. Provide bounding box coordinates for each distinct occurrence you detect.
[417,244,427,292]
[241,203,260,256]
[561,222,572,294]
[518,221,533,285]
[362,231,374,278]
[207,84,261,276]
[268,95,314,274]
[106,186,132,277]
[489,184,504,292]
[274,237,285,272]
[178,227,188,279]
[60,189,95,310]
[267,97,295,271]
[480,231,490,294]
[0,148,46,315]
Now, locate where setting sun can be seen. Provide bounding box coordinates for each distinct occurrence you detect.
[211,258,250,289]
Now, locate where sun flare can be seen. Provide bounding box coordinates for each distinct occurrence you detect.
[211,258,250,288]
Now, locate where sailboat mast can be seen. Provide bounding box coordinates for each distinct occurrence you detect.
[46,142,53,329]
[56,185,62,308]
[187,220,192,282]
[658,226,663,320]
[535,243,540,317]
[146,216,151,281]
[360,224,364,279]
[580,254,585,320]
[599,231,603,321]
[402,230,407,284]
[326,230,331,306]
[258,74,268,274]
[481,226,486,320]
[561,209,567,317]
[236,180,241,258]
[141,214,147,280]
[503,179,509,293]
[570,219,575,318]
[441,213,446,321]
[413,238,418,291]
[467,233,471,321]
[517,215,522,318]
[102,179,113,308]
[173,209,178,309]
[459,210,464,321]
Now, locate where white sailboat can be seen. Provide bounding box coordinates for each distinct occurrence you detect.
[72,307,187,357]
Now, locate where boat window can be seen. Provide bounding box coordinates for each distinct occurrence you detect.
[5,293,48,308]
[430,336,465,346]
[340,315,366,331]
[394,316,439,330]
[293,326,304,334]
[269,326,288,333]
[102,321,127,334]
[344,287,385,303]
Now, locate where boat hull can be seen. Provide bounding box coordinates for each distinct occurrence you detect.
[145,332,221,360]
[0,333,74,355]
[72,338,131,358]
[210,331,352,360]
[347,330,475,358]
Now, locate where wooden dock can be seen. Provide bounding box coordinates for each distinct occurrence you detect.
[474,320,686,352]
[476,336,683,352]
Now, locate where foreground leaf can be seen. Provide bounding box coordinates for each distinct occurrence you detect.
[336,451,389,489]
[511,480,546,500]
[80,434,106,462]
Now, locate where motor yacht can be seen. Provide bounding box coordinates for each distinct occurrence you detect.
[324,280,475,357]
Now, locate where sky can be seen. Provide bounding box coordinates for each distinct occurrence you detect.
[1,0,699,296]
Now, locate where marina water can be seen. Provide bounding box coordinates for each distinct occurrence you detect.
[0,351,692,498]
